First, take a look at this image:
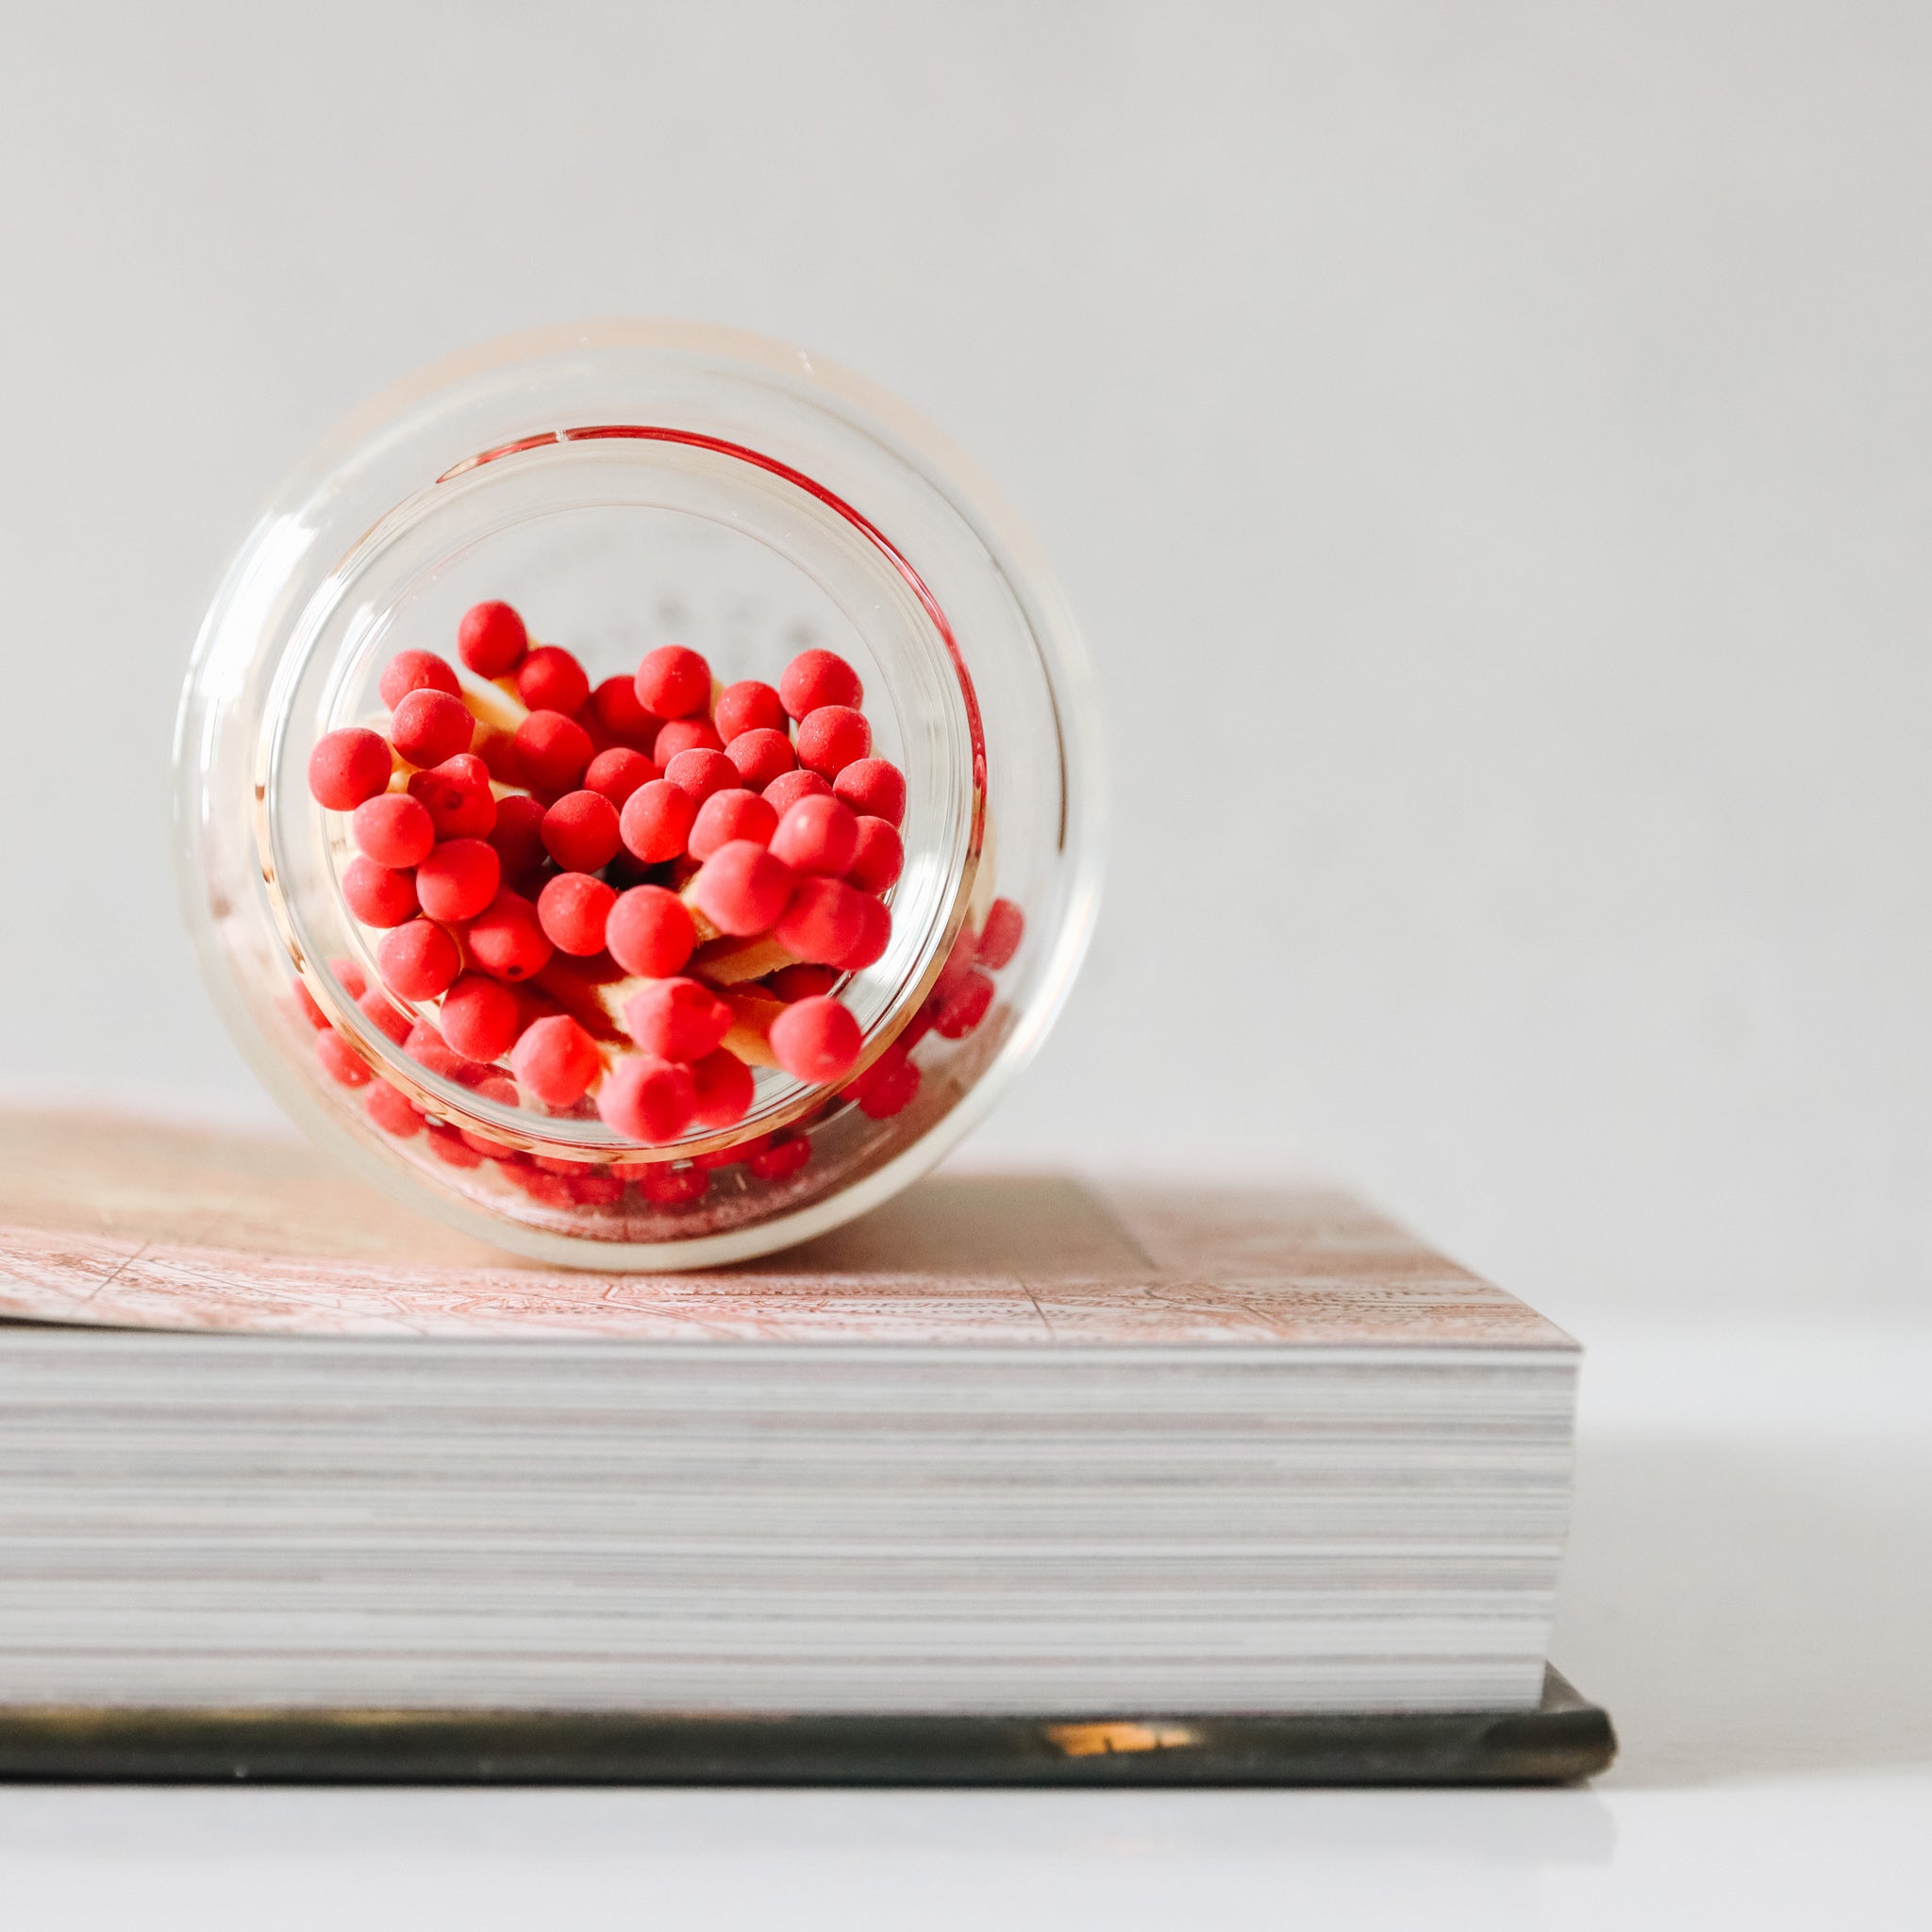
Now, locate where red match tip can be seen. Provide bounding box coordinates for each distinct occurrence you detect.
[934,967,995,1039]
[358,985,414,1044]
[513,709,594,793]
[510,1014,601,1108]
[977,898,1025,970]
[597,1055,697,1144]
[689,788,777,862]
[328,957,369,1002]
[439,974,522,1063]
[762,768,833,816]
[775,876,869,967]
[836,893,891,972]
[779,648,863,720]
[505,1159,571,1202]
[408,753,497,840]
[316,1028,372,1088]
[376,919,461,1000]
[424,1123,485,1169]
[414,837,502,924]
[652,716,725,763]
[690,841,794,937]
[634,1161,710,1205]
[663,747,741,805]
[768,792,859,878]
[689,1048,756,1129]
[714,680,786,742]
[746,1134,811,1181]
[834,758,907,829]
[848,1043,922,1121]
[634,645,712,721]
[769,995,862,1084]
[591,674,658,748]
[341,855,419,928]
[568,1168,627,1207]
[795,705,873,780]
[537,870,617,958]
[724,727,795,790]
[516,644,591,717]
[464,890,553,983]
[486,792,549,878]
[390,688,475,769]
[846,816,904,893]
[621,977,732,1063]
[403,1020,470,1081]
[351,792,436,870]
[691,1138,764,1170]
[308,728,392,811]
[767,963,840,1002]
[583,747,658,808]
[605,885,696,978]
[541,790,623,872]
[458,601,528,676]
[365,1080,425,1138]
[379,650,460,711]
[618,777,697,865]
[475,727,521,785]
[933,926,979,1004]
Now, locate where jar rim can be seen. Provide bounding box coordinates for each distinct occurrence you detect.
[263,423,989,1158]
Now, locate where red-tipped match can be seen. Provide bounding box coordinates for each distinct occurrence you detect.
[458,601,528,676]
[769,995,862,1084]
[308,728,392,811]
[779,648,863,720]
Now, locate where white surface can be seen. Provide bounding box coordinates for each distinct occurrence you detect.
[4,7,1932,1318]
[5,1315,1927,1930]
[5,14,1925,1914]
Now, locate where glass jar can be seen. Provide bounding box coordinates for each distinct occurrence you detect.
[174,321,1104,1268]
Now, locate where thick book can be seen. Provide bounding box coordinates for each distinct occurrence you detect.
[0,1109,1611,1783]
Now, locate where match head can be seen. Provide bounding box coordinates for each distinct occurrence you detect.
[596,1055,697,1144]
[510,1014,602,1108]
[795,705,872,780]
[621,977,733,1063]
[605,885,696,979]
[537,870,618,958]
[768,994,863,1085]
[714,679,786,742]
[457,600,528,676]
[779,648,863,720]
[390,688,475,769]
[689,841,794,937]
[634,645,712,720]
[308,727,392,811]
[515,644,591,717]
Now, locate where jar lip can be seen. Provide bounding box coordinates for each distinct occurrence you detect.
[263,425,989,1158]
[178,321,1108,1268]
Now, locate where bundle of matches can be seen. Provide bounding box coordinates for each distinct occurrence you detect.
[297,600,1024,1207]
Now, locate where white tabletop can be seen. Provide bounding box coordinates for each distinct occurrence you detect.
[7,1313,1927,1930]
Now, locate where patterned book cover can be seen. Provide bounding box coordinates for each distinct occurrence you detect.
[0,1108,1570,1349]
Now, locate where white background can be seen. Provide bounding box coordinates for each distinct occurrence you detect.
[4,10,1930,1923]
[6,2,1930,1323]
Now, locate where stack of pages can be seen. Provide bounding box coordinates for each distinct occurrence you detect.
[0,1112,1578,1722]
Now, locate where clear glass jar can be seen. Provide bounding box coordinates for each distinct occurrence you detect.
[174,322,1103,1268]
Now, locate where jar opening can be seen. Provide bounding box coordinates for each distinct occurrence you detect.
[264,425,986,1165]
